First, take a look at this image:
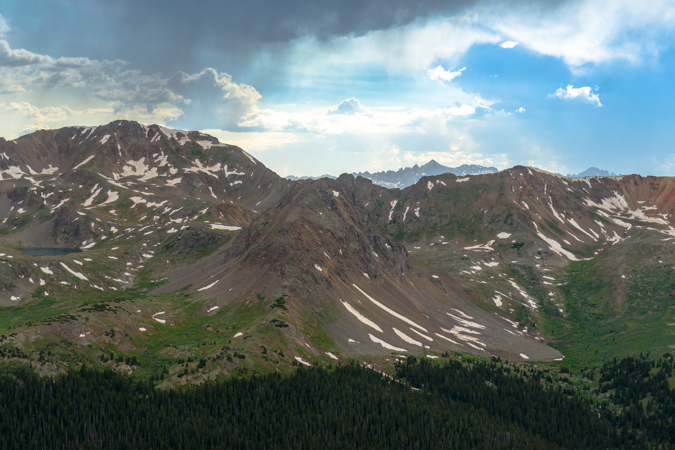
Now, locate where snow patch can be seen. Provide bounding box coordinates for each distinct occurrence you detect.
[341,299,383,332]
[353,284,428,332]
[388,200,397,222]
[73,155,95,170]
[464,240,495,252]
[59,262,88,281]
[446,313,485,330]
[119,157,159,181]
[100,190,119,206]
[295,356,311,366]
[198,280,219,291]
[83,186,103,207]
[567,217,597,241]
[532,222,578,261]
[241,149,257,164]
[210,224,241,231]
[508,280,538,309]
[196,140,225,150]
[184,159,223,178]
[393,328,422,346]
[409,328,433,342]
[435,333,460,345]
[369,334,406,352]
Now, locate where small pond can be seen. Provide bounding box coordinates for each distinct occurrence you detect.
[17,248,83,256]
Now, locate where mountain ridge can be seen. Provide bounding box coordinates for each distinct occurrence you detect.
[1,120,675,383]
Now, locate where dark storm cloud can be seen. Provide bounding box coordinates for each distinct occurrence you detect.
[13,0,567,74]
[92,0,567,42]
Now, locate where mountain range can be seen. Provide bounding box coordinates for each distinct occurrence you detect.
[287,160,498,189]
[352,160,498,188]
[1,120,674,383]
[289,162,622,188]
[568,167,619,177]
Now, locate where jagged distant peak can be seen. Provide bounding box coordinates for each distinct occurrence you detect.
[352,160,498,189]
[420,159,444,169]
[285,174,336,181]
[568,167,618,177]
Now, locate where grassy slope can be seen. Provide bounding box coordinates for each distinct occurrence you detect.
[411,227,675,373]
[548,231,675,369]
[0,204,343,382]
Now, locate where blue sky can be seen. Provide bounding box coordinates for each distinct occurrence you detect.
[1,0,675,177]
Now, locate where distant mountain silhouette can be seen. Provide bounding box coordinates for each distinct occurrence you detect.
[568,167,618,177]
[351,160,498,189]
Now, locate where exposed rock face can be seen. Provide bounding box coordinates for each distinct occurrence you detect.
[51,206,95,247]
[163,227,228,254]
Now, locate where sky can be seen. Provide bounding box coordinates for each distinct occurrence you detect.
[1,0,675,177]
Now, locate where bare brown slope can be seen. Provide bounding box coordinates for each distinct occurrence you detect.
[162,174,562,361]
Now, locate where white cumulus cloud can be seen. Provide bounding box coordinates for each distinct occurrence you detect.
[0,40,49,67]
[0,35,261,133]
[427,65,465,83]
[500,41,519,49]
[165,68,261,129]
[489,0,675,71]
[2,102,73,122]
[552,85,602,107]
[327,97,371,116]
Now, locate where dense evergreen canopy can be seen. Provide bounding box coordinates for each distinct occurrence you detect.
[0,355,672,449]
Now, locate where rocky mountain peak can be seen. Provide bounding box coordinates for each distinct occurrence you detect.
[226,175,413,293]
